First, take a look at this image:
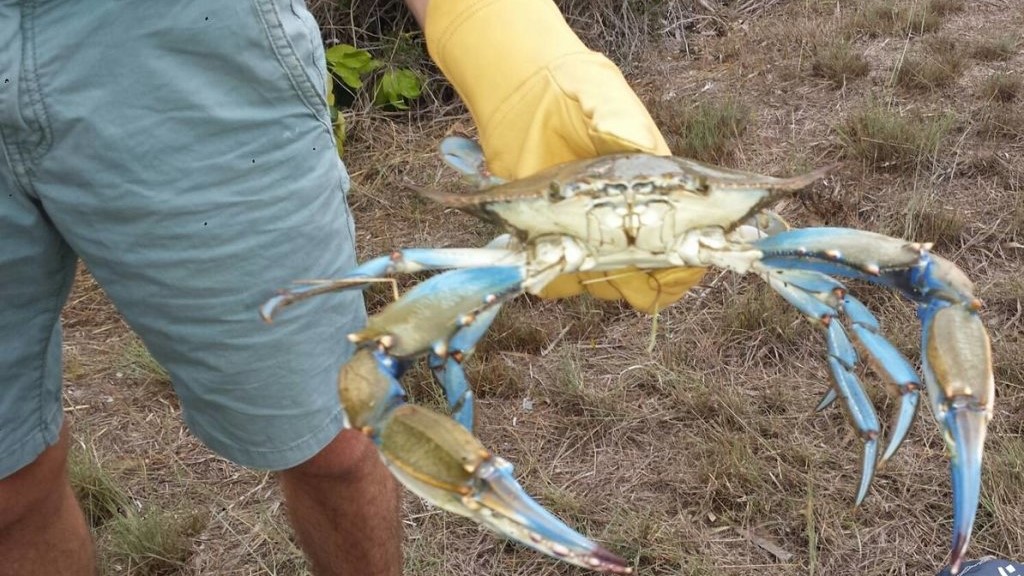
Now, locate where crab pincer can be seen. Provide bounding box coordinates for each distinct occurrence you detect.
[921,303,993,574]
[341,349,631,574]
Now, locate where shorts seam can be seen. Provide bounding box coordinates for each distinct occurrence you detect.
[0,126,38,197]
[21,0,53,163]
[289,1,327,91]
[334,160,357,246]
[251,0,331,132]
[33,258,71,450]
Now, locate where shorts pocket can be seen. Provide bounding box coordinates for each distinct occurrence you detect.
[252,0,330,127]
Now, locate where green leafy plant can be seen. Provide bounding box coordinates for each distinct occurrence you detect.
[373,68,423,110]
[325,44,381,90]
[324,44,380,154]
[322,43,424,151]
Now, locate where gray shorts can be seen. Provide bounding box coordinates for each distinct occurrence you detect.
[0,0,366,477]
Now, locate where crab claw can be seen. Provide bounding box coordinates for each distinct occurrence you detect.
[946,400,987,575]
[340,349,631,574]
[382,406,630,573]
[920,303,994,575]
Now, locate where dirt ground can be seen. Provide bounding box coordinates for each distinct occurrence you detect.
[61,1,1022,574]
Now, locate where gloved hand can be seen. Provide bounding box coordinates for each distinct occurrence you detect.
[424,0,705,314]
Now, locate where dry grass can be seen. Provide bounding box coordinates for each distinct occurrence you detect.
[809,39,870,86]
[652,97,751,162]
[976,103,1024,141]
[893,37,966,91]
[971,35,1020,62]
[720,283,803,345]
[118,336,171,385]
[69,446,131,528]
[979,73,1023,103]
[983,437,1024,552]
[555,1,701,66]
[70,441,209,574]
[102,509,208,576]
[926,0,964,17]
[898,196,968,249]
[847,0,948,38]
[54,1,1024,575]
[836,100,954,172]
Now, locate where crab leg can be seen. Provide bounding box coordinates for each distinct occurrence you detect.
[259,247,523,322]
[335,265,631,573]
[261,243,521,430]
[815,388,838,412]
[762,269,881,503]
[808,298,922,462]
[267,257,633,571]
[841,295,922,461]
[764,269,921,456]
[753,227,993,573]
[427,352,474,429]
[439,136,507,187]
[920,302,992,574]
[766,266,922,463]
[427,304,503,430]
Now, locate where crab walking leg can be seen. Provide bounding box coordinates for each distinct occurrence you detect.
[428,352,474,430]
[259,247,525,322]
[427,304,504,430]
[769,273,922,464]
[753,227,994,571]
[439,136,506,187]
[762,269,881,503]
[340,348,631,574]
[349,266,526,354]
[813,298,922,463]
[841,295,922,462]
[267,263,529,433]
[761,269,922,460]
[815,388,838,412]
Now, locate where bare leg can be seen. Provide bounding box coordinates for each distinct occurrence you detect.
[278,429,402,576]
[0,423,95,576]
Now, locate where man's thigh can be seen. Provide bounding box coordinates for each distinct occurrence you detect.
[30,0,366,470]
[0,155,76,480]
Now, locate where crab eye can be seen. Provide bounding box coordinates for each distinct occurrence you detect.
[548,182,564,199]
[633,181,654,194]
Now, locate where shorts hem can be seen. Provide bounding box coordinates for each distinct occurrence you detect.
[0,410,63,480]
[189,407,347,472]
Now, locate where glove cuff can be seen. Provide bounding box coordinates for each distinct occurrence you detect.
[425,0,591,129]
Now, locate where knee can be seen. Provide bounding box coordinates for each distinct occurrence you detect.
[0,425,72,532]
[283,428,382,481]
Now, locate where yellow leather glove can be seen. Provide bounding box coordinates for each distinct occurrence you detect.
[424,0,705,314]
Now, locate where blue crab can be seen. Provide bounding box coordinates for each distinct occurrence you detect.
[262,137,994,574]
